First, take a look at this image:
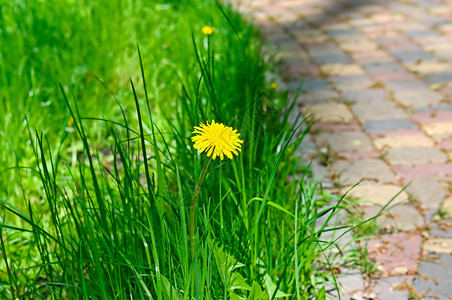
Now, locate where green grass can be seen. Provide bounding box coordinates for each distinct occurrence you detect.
[0,0,367,298]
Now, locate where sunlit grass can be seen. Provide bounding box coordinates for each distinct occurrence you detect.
[0,0,368,298]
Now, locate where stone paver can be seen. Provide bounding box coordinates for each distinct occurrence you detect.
[385,146,448,165]
[337,268,365,298]
[341,183,409,207]
[319,63,366,76]
[423,238,452,254]
[392,90,444,108]
[394,163,452,179]
[404,177,447,210]
[415,254,452,299]
[315,131,374,153]
[373,134,435,149]
[351,100,407,122]
[299,89,340,104]
[371,276,414,300]
[331,159,396,186]
[363,204,426,232]
[237,0,452,298]
[363,118,418,133]
[422,121,452,137]
[342,89,389,103]
[364,233,422,276]
[301,103,353,122]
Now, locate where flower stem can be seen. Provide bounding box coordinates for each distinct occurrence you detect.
[189,156,212,258]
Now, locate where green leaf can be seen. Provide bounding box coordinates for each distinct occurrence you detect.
[248,281,269,300]
[264,274,291,298]
[213,244,251,295]
[247,198,295,217]
[160,275,181,300]
[230,293,246,300]
[315,286,326,300]
[230,272,251,291]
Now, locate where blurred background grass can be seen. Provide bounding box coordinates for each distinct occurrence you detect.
[0,0,269,197]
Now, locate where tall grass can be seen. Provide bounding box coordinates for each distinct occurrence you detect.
[0,0,357,298]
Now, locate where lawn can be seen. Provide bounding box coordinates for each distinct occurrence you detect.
[0,0,352,298]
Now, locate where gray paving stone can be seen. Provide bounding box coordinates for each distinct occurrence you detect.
[307,46,346,57]
[341,89,389,103]
[315,131,374,153]
[419,17,449,27]
[415,256,452,299]
[298,89,341,105]
[414,104,452,113]
[415,1,443,8]
[371,276,414,300]
[329,74,373,91]
[363,204,425,231]
[404,177,447,210]
[392,51,435,63]
[325,28,357,38]
[331,159,396,186]
[393,90,444,108]
[388,45,424,54]
[435,50,452,61]
[374,36,403,44]
[338,268,365,298]
[361,61,406,75]
[351,100,407,122]
[384,78,430,92]
[312,54,353,64]
[385,147,448,165]
[425,71,452,84]
[363,119,418,133]
[287,78,333,92]
[404,29,440,38]
[430,222,452,239]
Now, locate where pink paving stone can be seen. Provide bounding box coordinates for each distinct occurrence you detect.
[282,64,319,80]
[303,41,337,48]
[393,163,452,179]
[261,5,286,15]
[412,110,452,123]
[361,28,399,39]
[441,12,452,20]
[369,129,427,139]
[364,233,422,277]
[373,73,417,82]
[359,27,382,34]
[320,20,347,29]
[253,19,277,29]
[311,120,362,132]
[379,38,417,48]
[439,86,452,99]
[440,139,452,149]
[337,150,380,160]
[350,50,391,60]
[385,19,409,25]
[279,3,310,11]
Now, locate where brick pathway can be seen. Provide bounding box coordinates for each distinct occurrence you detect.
[233,0,452,299]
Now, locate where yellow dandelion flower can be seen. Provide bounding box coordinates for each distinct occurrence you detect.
[192,120,243,160]
[270,82,277,89]
[202,26,215,35]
